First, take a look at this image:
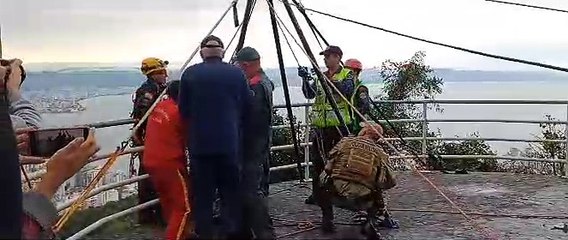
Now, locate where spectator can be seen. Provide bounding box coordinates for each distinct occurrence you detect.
[234,46,275,239]
[19,128,100,239]
[0,63,23,239]
[143,80,193,240]
[179,35,249,239]
[4,59,42,128]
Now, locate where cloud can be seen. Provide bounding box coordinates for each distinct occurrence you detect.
[1,0,567,71]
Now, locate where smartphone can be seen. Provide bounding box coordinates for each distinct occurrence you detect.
[28,127,89,157]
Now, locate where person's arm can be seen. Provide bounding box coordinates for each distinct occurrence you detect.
[22,129,100,239]
[10,95,42,129]
[325,139,346,173]
[239,71,252,127]
[131,86,156,143]
[301,78,317,99]
[178,68,192,120]
[357,85,370,115]
[3,59,42,129]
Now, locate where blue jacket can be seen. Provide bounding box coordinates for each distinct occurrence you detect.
[179,58,251,156]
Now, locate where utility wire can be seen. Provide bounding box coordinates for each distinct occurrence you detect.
[295,4,568,74]
[276,20,301,66]
[486,0,568,14]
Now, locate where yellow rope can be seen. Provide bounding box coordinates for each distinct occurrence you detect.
[53,150,122,232]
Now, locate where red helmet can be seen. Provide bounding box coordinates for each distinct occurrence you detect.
[345,58,363,71]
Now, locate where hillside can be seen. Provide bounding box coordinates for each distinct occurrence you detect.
[20,67,568,91]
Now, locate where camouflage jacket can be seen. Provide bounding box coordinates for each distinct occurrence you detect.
[322,136,396,200]
[131,79,167,142]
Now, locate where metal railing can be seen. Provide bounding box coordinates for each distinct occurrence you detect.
[23,99,568,239]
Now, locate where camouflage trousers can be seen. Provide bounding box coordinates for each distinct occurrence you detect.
[319,173,386,216]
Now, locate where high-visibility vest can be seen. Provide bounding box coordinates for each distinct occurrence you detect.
[311,68,353,128]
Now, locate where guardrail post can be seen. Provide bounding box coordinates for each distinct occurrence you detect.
[421,102,428,155]
[303,105,311,181]
[565,104,568,177]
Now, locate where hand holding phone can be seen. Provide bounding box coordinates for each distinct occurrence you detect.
[28,127,90,158]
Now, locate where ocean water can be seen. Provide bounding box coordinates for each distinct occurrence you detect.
[40,81,568,172]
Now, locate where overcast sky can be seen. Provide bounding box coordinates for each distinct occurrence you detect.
[1,0,567,70]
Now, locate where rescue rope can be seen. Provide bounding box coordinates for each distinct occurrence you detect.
[290,0,330,47]
[276,19,301,67]
[293,2,568,74]
[279,0,352,137]
[179,0,239,74]
[54,149,123,232]
[51,1,237,232]
[271,2,500,238]
[232,0,257,59]
[486,0,568,14]
[227,0,259,61]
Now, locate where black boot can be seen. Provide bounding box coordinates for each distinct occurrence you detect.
[304,194,316,205]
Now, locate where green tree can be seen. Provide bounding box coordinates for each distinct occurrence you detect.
[504,114,566,175]
[269,109,306,183]
[432,132,497,171]
[372,51,496,171]
[372,51,444,156]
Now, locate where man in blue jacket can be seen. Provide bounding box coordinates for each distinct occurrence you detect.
[179,35,250,239]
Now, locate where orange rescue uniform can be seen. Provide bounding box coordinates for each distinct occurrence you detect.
[143,97,191,240]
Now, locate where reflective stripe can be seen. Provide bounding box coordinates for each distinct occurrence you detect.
[175,170,191,240]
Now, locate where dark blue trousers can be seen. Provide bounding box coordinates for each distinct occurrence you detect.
[190,154,241,238]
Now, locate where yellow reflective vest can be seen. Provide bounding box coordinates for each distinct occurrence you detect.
[311,68,353,128]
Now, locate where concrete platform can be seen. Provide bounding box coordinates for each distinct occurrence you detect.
[83,172,568,239]
[269,172,568,239]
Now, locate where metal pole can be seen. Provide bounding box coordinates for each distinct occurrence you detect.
[304,105,311,181]
[564,104,568,177]
[231,0,256,61]
[422,102,428,154]
[0,24,3,58]
[279,0,350,136]
[290,0,330,46]
[268,0,304,181]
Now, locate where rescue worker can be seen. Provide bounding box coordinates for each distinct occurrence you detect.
[234,46,276,239]
[131,57,168,225]
[143,80,192,240]
[320,123,397,239]
[179,35,248,239]
[301,45,355,232]
[345,58,370,134]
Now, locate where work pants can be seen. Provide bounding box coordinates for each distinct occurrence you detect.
[137,152,163,225]
[237,149,276,239]
[260,154,271,196]
[146,165,192,240]
[190,154,241,239]
[311,127,344,223]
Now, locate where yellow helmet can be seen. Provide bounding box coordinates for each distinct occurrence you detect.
[140,57,169,75]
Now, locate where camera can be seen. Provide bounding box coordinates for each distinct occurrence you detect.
[0,59,26,85]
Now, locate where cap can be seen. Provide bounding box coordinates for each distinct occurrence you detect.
[319,45,343,57]
[200,35,224,49]
[235,47,261,62]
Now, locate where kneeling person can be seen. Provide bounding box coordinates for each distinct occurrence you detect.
[143,80,192,240]
[320,123,397,237]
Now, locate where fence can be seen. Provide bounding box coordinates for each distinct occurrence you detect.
[22,99,568,239]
